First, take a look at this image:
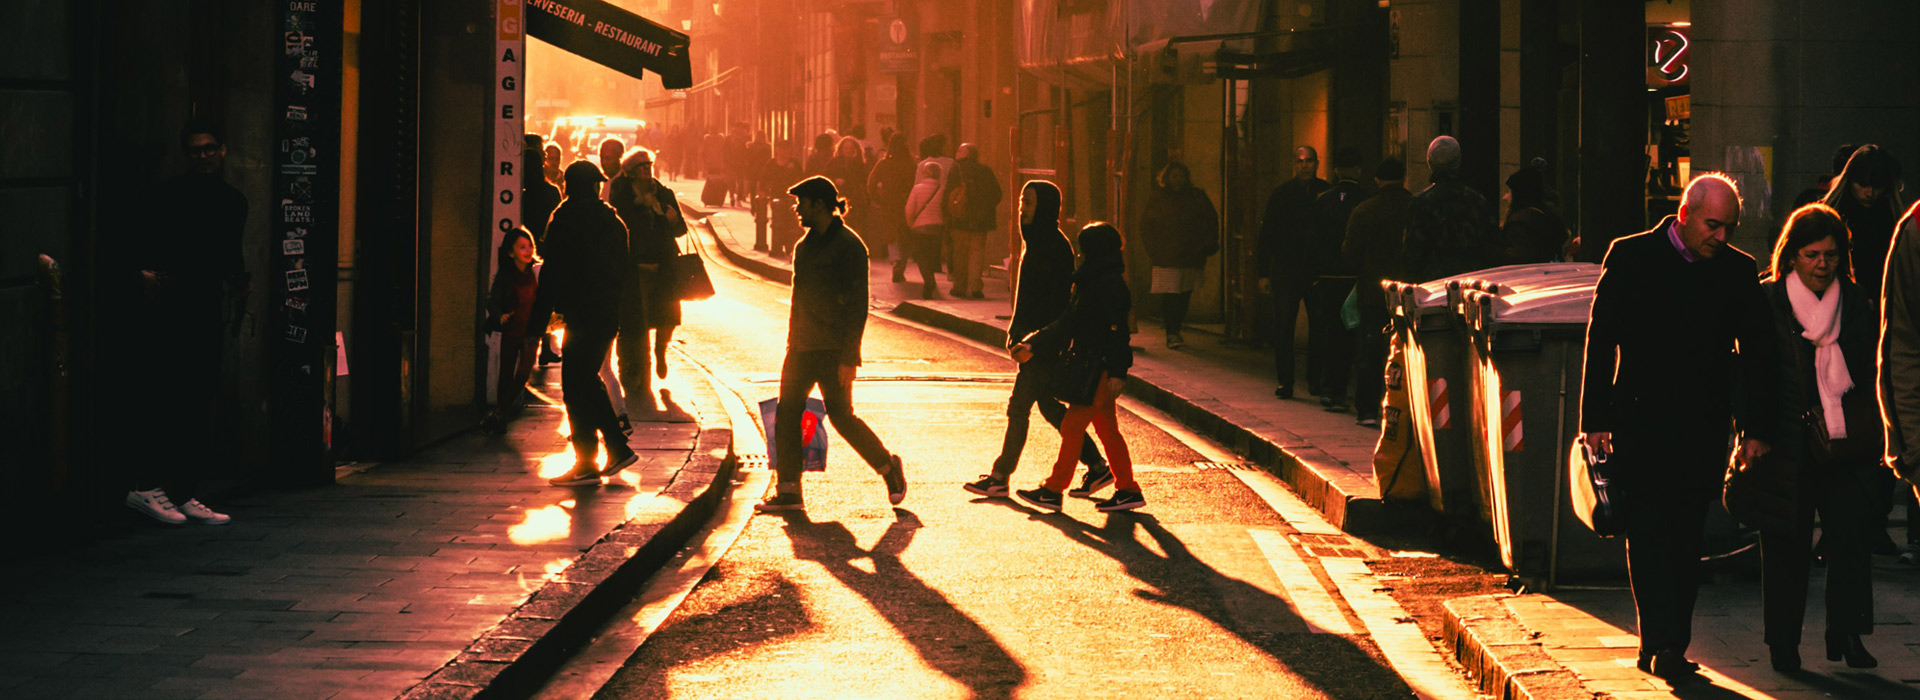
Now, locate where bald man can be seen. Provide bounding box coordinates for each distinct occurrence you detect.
[1579,173,1778,682]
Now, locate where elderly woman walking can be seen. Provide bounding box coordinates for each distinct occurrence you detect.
[1755,203,1881,672]
[1141,162,1219,348]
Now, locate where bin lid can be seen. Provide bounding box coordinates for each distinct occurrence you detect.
[1401,262,1600,310]
[1485,280,1600,324]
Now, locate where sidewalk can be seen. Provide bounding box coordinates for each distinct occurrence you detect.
[668,176,1389,533]
[0,353,734,700]
[675,178,1920,699]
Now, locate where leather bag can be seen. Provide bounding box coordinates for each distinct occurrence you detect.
[1806,390,1884,467]
[1568,439,1625,537]
[1723,446,1799,532]
[1048,347,1104,406]
[667,236,714,301]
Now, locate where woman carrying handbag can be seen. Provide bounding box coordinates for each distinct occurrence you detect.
[1753,203,1882,672]
[1014,223,1143,512]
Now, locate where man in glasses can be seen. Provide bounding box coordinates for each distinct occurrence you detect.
[1255,145,1329,400]
[125,119,250,526]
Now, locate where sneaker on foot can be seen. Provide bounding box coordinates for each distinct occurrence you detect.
[755,492,805,512]
[963,474,1010,498]
[176,498,232,525]
[1166,333,1186,349]
[618,414,634,437]
[883,455,907,506]
[1357,415,1381,428]
[1016,486,1064,511]
[1095,489,1146,512]
[599,448,640,476]
[1324,401,1350,413]
[1273,385,1293,400]
[1069,467,1115,497]
[126,488,187,525]
[548,464,602,487]
[1900,543,1920,566]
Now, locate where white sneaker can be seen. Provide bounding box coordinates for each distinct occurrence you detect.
[176,498,232,525]
[126,489,187,525]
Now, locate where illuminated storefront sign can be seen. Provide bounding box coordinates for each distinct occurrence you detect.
[1647,25,1690,88]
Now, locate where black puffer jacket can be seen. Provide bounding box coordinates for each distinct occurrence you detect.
[1026,253,1133,379]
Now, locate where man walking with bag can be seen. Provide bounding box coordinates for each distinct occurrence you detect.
[1579,173,1777,682]
[756,176,908,512]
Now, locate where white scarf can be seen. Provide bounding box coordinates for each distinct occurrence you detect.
[1785,272,1853,438]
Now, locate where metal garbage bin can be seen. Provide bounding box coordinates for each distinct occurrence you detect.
[1459,278,1625,586]
[1385,263,1597,523]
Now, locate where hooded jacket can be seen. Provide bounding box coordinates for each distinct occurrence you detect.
[1008,182,1074,349]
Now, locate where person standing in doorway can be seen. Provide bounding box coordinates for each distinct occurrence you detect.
[537,160,641,487]
[1141,162,1219,349]
[1579,173,1777,683]
[965,181,1108,499]
[1256,146,1330,399]
[123,119,248,526]
[755,176,908,512]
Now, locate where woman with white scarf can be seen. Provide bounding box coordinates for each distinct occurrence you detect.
[1757,203,1882,672]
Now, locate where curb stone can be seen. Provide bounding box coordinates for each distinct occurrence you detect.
[396,378,738,700]
[1442,595,1589,700]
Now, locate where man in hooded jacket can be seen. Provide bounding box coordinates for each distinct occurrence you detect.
[964,181,1108,498]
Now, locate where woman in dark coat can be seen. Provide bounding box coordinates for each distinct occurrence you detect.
[1013,223,1144,512]
[1756,203,1881,672]
[867,132,917,270]
[610,148,688,413]
[1140,162,1219,348]
[825,136,870,240]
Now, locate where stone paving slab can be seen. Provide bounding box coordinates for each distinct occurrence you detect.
[0,353,733,700]
[675,178,1394,532]
[1441,560,1920,699]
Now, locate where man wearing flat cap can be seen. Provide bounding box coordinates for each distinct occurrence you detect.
[1402,135,1498,282]
[756,176,908,512]
[535,160,641,487]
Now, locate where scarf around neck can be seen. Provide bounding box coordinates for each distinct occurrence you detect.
[1785,272,1853,438]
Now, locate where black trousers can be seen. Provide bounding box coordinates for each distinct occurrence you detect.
[135,308,223,500]
[1760,460,1876,646]
[775,349,894,486]
[1622,442,1721,657]
[1270,279,1310,389]
[1352,307,1390,420]
[1306,277,1355,402]
[992,365,1104,478]
[1159,292,1191,335]
[561,322,625,463]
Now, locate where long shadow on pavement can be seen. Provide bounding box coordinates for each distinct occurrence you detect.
[1030,509,1417,700]
[593,573,813,700]
[781,509,1028,700]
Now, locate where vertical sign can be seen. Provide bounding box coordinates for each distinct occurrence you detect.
[272,0,340,483]
[491,0,526,404]
[497,0,525,247]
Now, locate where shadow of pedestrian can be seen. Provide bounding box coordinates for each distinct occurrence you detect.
[1772,670,1920,699]
[1030,510,1417,699]
[782,510,1028,700]
[593,573,814,699]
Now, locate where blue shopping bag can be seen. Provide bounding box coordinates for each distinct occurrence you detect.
[759,397,828,472]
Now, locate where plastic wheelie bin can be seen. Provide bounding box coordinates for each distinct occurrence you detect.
[1458,279,1625,586]
[1384,263,1597,523]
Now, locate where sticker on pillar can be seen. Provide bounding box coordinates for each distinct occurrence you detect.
[1502,390,1524,452]
[286,268,309,291]
[1430,378,1450,429]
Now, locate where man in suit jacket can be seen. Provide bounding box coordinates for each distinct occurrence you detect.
[1579,173,1778,682]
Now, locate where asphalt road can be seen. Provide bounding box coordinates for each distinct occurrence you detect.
[588,235,1423,699]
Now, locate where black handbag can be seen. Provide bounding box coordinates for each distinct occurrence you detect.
[667,237,714,301]
[1723,446,1799,532]
[1048,347,1105,406]
[1568,439,1626,537]
[1806,390,1884,467]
